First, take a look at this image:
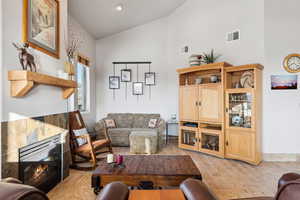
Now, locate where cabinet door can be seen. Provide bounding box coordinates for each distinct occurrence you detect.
[225,130,255,163]
[199,85,222,123]
[179,86,198,121]
[179,127,199,151]
[225,89,255,131]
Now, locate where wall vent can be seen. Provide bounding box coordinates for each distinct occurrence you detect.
[227,30,240,42]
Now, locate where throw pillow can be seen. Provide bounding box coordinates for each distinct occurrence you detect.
[148,118,158,128]
[73,128,88,146]
[104,119,116,128]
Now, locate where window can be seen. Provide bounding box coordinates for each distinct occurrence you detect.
[76,62,90,113]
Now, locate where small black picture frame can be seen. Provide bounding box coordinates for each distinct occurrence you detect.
[109,76,120,89]
[121,69,132,82]
[133,82,144,95]
[145,72,156,86]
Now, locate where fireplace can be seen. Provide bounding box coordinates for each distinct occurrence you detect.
[19,134,62,193]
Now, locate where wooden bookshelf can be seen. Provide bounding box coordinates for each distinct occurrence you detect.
[8,70,77,99]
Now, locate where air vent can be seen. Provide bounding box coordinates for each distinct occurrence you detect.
[227,30,240,42]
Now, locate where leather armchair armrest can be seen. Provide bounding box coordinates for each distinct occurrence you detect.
[180,178,217,200]
[96,182,129,200]
[278,173,300,189]
[0,181,49,200]
[1,178,22,184]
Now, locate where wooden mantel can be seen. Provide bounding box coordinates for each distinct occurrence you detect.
[8,70,77,99]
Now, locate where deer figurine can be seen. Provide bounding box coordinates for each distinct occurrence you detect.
[12,42,37,72]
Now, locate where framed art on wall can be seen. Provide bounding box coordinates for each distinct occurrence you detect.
[121,69,132,82]
[271,75,298,90]
[145,72,156,86]
[23,0,60,59]
[133,82,144,95]
[109,76,120,89]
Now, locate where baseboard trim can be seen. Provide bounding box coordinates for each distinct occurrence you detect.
[263,153,300,162]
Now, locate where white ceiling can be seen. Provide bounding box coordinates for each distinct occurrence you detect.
[69,0,186,39]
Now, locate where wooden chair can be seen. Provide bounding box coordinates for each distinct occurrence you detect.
[69,111,112,170]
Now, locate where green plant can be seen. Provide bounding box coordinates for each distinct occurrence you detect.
[202,49,221,64]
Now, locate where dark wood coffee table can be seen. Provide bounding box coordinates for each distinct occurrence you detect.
[91,155,202,194]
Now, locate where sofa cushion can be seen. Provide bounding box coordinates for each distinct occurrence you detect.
[108,128,131,146]
[107,113,134,128]
[132,114,160,128]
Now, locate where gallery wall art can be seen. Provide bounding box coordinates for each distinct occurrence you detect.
[109,62,155,101]
[23,0,60,58]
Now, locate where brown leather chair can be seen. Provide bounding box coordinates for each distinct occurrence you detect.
[0,178,49,200]
[180,173,300,200]
[96,182,129,200]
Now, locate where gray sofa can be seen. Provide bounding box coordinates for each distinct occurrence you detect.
[94,113,166,148]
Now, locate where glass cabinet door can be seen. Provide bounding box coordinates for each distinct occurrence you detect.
[226,92,253,129]
[179,128,198,150]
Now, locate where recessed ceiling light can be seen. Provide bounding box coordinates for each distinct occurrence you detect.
[115,4,123,11]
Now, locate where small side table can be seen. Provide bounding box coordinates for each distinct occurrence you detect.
[166,121,179,144]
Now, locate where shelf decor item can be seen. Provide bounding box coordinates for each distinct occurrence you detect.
[283,54,300,73]
[23,0,60,59]
[240,70,254,88]
[202,49,221,64]
[121,69,132,82]
[145,72,156,86]
[109,76,120,89]
[12,42,37,72]
[189,54,203,66]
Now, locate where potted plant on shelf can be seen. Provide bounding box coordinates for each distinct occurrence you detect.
[202,49,221,64]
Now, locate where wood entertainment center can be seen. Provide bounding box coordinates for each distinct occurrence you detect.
[177,62,263,165]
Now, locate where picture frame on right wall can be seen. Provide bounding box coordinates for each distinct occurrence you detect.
[271,75,298,90]
[145,72,156,86]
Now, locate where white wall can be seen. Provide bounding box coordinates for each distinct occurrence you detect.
[96,19,169,120]
[2,0,69,121]
[263,0,300,154]
[68,16,97,128]
[95,0,264,122]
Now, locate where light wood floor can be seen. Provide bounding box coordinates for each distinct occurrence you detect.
[48,141,300,200]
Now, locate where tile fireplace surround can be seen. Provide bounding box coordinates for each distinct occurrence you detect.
[1,113,71,180]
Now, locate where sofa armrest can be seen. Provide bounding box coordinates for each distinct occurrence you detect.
[278,173,300,189]
[180,178,217,200]
[94,119,108,140]
[96,182,129,200]
[157,118,166,136]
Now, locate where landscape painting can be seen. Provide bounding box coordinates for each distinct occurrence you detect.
[271,75,298,90]
[24,0,60,58]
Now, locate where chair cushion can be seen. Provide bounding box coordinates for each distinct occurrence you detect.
[107,113,134,128]
[132,114,160,128]
[104,119,116,128]
[76,139,109,153]
[73,128,88,146]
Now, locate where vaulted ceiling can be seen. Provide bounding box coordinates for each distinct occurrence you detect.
[69,0,186,39]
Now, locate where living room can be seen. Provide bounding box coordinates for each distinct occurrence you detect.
[0,0,300,200]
